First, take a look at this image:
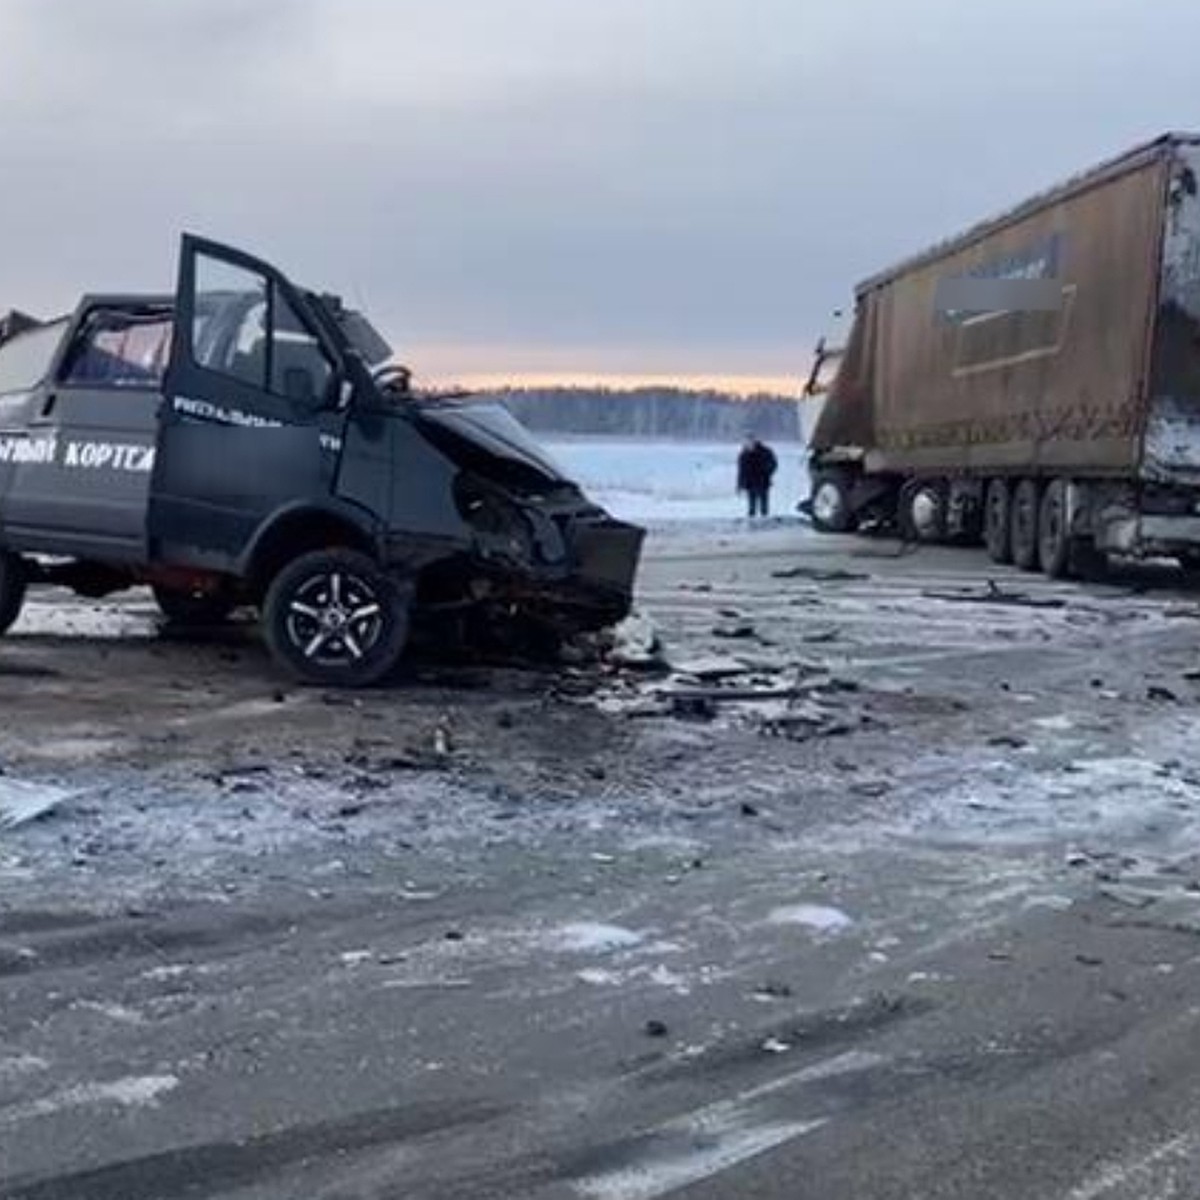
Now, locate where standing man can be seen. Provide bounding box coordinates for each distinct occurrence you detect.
[737,436,778,518]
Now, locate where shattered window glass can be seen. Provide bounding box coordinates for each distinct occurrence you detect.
[61,310,172,389]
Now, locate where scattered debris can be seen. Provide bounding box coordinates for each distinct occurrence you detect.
[552,923,645,953]
[664,685,807,704]
[712,620,756,640]
[671,695,718,721]
[758,700,859,740]
[922,581,1066,609]
[0,781,72,831]
[849,780,889,799]
[754,981,794,1000]
[433,719,453,757]
[610,612,667,671]
[772,567,869,582]
[768,904,854,934]
[988,735,1029,749]
[801,629,840,644]
[671,655,758,681]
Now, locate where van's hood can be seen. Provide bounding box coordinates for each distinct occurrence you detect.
[413,400,570,484]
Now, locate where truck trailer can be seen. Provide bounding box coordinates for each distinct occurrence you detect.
[807,132,1200,577]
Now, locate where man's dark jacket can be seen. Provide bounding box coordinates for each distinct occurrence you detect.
[738,442,778,491]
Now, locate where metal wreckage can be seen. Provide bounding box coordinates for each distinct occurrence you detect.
[0,236,644,685]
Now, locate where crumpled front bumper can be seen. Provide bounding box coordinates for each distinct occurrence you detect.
[561,514,645,626]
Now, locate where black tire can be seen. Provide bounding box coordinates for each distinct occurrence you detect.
[263,549,409,687]
[984,478,1013,564]
[0,552,28,635]
[1011,478,1042,571]
[1038,478,1072,579]
[810,472,856,533]
[899,478,947,543]
[153,582,237,626]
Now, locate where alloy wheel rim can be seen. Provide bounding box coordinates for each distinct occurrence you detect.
[284,570,385,666]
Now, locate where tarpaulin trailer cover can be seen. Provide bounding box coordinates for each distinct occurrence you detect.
[813,134,1197,478]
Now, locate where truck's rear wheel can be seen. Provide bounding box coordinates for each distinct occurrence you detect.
[984,479,1013,564]
[153,582,237,626]
[1011,478,1042,571]
[0,552,28,635]
[810,471,856,533]
[263,549,409,687]
[1038,479,1072,579]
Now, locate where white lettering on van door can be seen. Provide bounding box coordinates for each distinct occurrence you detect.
[0,435,153,473]
[173,396,283,429]
[0,436,58,465]
[61,441,156,473]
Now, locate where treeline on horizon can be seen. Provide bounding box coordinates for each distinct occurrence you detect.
[488,385,801,440]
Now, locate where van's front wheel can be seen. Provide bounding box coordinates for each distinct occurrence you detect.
[0,552,27,635]
[263,549,410,687]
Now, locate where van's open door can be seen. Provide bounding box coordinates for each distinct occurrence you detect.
[151,235,347,570]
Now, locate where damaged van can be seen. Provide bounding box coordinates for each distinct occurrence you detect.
[0,236,644,685]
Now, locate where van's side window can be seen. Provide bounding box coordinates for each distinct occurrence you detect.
[60,309,172,389]
[192,258,269,390]
[272,290,333,403]
[0,321,68,396]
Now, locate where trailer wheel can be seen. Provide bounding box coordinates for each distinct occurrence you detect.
[263,549,410,687]
[899,478,946,543]
[1038,479,1072,578]
[153,582,237,626]
[0,552,27,636]
[810,471,856,533]
[1011,478,1042,571]
[984,479,1013,564]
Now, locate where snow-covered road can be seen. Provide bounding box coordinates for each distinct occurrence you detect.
[6,523,1200,1198]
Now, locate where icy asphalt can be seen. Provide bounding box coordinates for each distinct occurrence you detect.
[7,523,1200,1197]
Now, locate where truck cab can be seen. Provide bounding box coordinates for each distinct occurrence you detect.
[0,235,644,684]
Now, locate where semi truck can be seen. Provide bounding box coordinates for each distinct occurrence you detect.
[806,132,1200,577]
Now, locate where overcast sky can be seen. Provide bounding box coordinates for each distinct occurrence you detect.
[1,0,1198,390]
